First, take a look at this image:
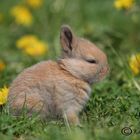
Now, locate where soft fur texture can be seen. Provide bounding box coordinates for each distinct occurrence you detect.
[8,25,109,125]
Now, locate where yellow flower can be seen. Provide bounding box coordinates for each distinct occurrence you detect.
[0,86,9,105]
[26,0,43,8]
[11,5,33,26]
[129,54,140,75]
[114,0,134,10]
[0,13,4,23]
[16,35,39,49]
[0,60,6,72]
[24,41,47,56]
[16,35,48,56]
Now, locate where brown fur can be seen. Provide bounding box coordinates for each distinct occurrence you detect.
[8,25,109,125]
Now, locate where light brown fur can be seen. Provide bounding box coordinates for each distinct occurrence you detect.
[8,25,109,125]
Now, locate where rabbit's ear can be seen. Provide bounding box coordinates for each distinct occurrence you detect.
[60,25,77,55]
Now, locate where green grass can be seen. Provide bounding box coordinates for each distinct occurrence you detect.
[0,0,140,139]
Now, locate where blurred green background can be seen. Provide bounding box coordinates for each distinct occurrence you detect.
[0,0,140,139]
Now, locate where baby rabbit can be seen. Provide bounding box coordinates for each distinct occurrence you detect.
[8,25,109,125]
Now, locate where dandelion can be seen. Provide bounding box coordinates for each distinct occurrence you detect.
[11,5,33,26]
[129,54,140,75]
[0,86,9,105]
[114,0,134,10]
[16,35,48,56]
[26,0,43,8]
[0,60,6,72]
[16,35,39,49]
[24,41,47,56]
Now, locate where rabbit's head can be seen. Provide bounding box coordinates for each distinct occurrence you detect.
[59,25,109,84]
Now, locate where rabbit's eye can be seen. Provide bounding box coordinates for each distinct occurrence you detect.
[86,59,97,64]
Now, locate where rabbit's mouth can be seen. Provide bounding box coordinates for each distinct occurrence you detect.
[98,64,109,81]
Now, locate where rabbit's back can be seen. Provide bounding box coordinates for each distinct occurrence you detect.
[9,60,61,117]
[9,60,59,96]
